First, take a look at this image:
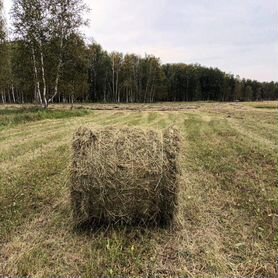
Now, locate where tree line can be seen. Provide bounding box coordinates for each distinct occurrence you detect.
[0,0,277,106]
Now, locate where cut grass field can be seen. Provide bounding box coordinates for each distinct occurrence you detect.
[0,101,277,277]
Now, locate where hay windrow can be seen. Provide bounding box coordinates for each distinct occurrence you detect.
[71,126,181,227]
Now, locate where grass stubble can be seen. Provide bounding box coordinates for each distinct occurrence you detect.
[0,101,277,277]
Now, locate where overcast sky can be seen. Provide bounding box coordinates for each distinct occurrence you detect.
[3,0,278,82]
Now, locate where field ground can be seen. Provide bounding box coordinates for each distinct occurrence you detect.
[0,101,277,277]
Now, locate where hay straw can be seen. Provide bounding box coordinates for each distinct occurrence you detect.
[71,126,181,227]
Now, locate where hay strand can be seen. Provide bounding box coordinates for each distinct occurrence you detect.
[71,126,181,227]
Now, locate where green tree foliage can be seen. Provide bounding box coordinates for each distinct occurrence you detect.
[88,44,111,102]
[4,40,278,103]
[12,0,87,107]
[59,34,89,102]
[0,0,14,104]
[244,85,253,101]
[10,41,33,102]
[1,0,278,105]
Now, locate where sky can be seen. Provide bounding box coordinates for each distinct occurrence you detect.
[3,0,278,82]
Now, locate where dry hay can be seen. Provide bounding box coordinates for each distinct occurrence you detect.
[70,126,181,227]
[74,103,200,112]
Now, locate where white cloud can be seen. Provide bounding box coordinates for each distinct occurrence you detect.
[3,0,278,81]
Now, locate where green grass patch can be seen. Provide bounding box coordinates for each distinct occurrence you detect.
[246,102,278,110]
[0,107,89,129]
[0,144,69,241]
[0,103,277,278]
[253,105,277,109]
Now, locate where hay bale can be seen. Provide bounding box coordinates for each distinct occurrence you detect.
[70,126,181,227]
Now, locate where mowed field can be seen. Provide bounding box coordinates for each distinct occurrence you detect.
[0,102,277,277]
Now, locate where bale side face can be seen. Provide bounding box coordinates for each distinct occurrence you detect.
[71,126,181,227]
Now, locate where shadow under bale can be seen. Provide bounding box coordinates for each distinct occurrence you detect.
[71,126,181,228]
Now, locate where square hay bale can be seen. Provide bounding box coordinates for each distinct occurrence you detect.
[71,126,181,227]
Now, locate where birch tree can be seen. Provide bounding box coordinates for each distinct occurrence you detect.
[47,0,87,105]
[12,0,87,108]
[12,0,47,106]
[110,52,123,102]
[0,0,5,103]
[0,0,10,103]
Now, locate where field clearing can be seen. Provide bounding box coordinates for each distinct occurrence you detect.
[0,101,277,277]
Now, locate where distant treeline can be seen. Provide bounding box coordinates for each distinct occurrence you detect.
[86,44,278,103]
[1,37,278,105]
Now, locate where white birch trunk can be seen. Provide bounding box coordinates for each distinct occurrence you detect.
[38,40,47,108]
[112,56,115,101]
[11,85,15,103]
[1,90,5,104]
[31,45,42,105]
[48,35,63,104]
